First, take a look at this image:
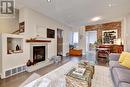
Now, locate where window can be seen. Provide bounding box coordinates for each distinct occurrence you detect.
[73,32,79,44]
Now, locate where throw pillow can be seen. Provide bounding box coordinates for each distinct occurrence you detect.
[120,53,130,68]
[119,52,129,63]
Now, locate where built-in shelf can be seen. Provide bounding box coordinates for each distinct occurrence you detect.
[26,40,51,43]
[8,50,23,54]
[0,33,25,79]
[7,37,23,54]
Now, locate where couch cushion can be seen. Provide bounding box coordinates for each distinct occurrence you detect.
[119,83,130,87]
[109,53,120,61]
[113,68,130,84]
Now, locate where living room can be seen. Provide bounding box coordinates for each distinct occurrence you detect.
[0,0,130,87]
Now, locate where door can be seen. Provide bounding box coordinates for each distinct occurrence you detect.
[57,29,63,56]
[86,31,97,52]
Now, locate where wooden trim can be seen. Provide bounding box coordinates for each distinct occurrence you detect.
[26,40,51,43]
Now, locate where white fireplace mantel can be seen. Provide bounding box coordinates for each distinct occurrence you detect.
[26,42,53,72]
[26,40,51,43]
[30,43,48,62]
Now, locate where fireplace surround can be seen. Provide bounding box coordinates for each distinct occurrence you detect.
[26,43,53,72]
[33,46,45,64]
[30,43,48,65]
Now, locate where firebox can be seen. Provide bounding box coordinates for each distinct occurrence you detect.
[33,46,45,64]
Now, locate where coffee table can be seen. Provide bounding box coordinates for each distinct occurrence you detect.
[65,63,94,87]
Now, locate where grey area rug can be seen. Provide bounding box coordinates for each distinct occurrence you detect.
[92,65,114,87]
[24,61,114,87]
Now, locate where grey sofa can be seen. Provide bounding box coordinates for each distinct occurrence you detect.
[109,53,130,87]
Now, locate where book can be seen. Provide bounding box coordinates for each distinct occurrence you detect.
[72,68,86,76]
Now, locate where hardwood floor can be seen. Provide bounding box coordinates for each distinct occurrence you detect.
[0,57,70,87]
[0,54,105,87]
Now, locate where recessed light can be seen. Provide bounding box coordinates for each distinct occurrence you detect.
[108,4,112,7]
[47,0,51,3]
[91,17,101,22]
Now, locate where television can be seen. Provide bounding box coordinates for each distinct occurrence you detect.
[47,28,55,38]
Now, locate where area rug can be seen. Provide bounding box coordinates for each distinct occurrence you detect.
[91,65,114,87]
[24,61,114,87]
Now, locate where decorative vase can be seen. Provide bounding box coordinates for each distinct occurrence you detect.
[16,45,20,51]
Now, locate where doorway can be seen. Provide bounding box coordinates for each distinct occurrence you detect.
[57,29,63,56]
[86,31,97,52]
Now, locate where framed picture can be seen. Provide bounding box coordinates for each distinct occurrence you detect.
[47,28,55,38]
[102,30,117,44]
[19,22,25,33]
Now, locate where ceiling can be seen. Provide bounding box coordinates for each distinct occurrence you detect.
[15,0,130,28]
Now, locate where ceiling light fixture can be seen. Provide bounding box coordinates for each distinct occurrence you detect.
[107,0,112,7]
[91,17,101,22]
[108,4,112,7]
[47,0,51,3]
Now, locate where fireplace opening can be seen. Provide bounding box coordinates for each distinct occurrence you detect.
[33,46,45,64]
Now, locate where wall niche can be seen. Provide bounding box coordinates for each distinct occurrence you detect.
[7,37,23,54]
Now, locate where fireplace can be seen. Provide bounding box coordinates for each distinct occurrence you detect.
[33,46,45,64]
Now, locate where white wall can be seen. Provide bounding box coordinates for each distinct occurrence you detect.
[19,8,72,58]
[0,35,2,75]
[0,8,73,78]
[1,34,27,78]
[123,14,130,52]
[0,10,19,33]
[79,26,86,54]
[0,10,19,76]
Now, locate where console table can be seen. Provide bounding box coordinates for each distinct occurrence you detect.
[69,49,82,56]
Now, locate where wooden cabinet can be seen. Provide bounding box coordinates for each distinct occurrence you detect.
[111,45,124,53]
[69,49,82,56]
[97,45,124,53]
